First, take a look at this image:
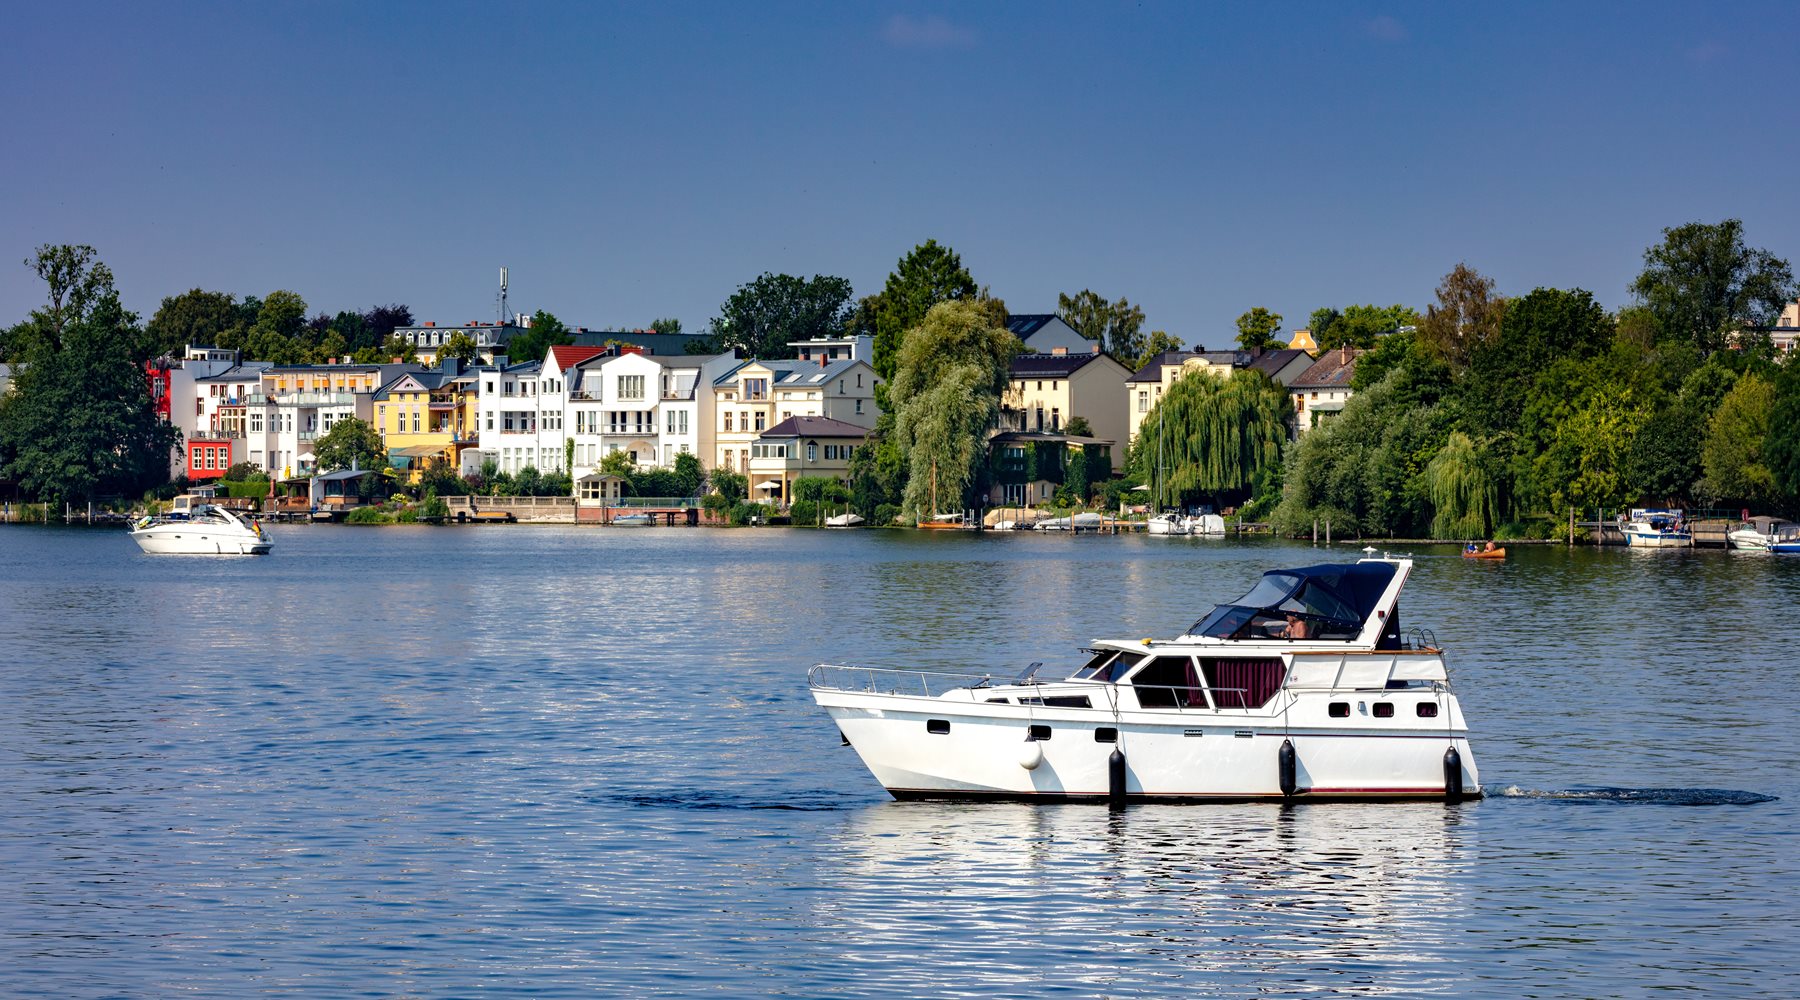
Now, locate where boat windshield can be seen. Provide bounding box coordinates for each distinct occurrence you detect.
[1187,563,1395,641]
[1072,648,1147,682]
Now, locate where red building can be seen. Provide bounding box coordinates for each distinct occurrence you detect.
[145,362,173,422]
[186,434,237,480]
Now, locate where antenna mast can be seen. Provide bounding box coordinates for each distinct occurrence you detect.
[498,266,510,325]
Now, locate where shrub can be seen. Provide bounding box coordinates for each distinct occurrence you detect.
[727,501,760,526]
[393,507,421,523]
[873,503,900,526]
[789,499,819,525]
[345,506,389,524]
[701,492,731,515]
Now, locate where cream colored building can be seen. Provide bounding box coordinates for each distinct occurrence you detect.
[998,350,1132,451]
[712,358,878,475]
[1124,348,1314,447]
[746,415,869,505]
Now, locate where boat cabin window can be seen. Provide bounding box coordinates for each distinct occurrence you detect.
[1129,655,1206,708]
[1074,649,1145,682]
[1202,657,1287,709]
[1416,702,1439,718]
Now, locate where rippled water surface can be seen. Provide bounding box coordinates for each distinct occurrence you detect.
[3,525,1797,997]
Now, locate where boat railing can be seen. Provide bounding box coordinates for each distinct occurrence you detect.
[1401,627,1437,651]
[810,663,1028,698]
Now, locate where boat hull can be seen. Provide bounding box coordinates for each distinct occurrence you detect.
[1622,530,1689,547]
[818,691,1480,802]
[130,526,271,555]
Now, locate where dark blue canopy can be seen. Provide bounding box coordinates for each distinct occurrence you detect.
[1188,561,1397,640]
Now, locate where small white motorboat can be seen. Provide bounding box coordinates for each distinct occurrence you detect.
[810,556,1479,802]
[1621,509,1690,547]
[824,512,865,528]
[1147,512,1193,535]
[612,512,654,526]
[130,501,271,555]
[1728,516,1798,551]
[1039,512,1103,532]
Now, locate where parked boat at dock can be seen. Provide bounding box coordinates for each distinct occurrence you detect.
[1621,509,1691,547]
[810,556,1478,802]
[1728,516,1799,551]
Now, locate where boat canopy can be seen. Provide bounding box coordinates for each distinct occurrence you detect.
[1186,562,1397,641]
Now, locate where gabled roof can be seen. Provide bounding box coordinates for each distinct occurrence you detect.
[1010,352,1109,377]
[759,415,871,438]
[1006,314,1058,336]
[194,364,272,383]
[1126,350,1196,382]
[1289,349,1361,390]
[715,357,869,387]
[1248,348,1312,378]
[372,370,456,400]
[548,345,608,371]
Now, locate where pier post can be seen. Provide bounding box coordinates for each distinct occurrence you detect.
[1325,521,1331,545]
[1312,519,1318,545]
[1569,507,1574,547]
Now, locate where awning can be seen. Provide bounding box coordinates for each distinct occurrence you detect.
[757,480,783,490]
[389,445,444,458]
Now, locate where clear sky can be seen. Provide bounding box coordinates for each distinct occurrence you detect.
[4,1,1796,346]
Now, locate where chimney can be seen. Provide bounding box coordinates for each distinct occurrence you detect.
[1340,345,1351,364]
[1090,341,1100,354]
[1051,346,1067,355]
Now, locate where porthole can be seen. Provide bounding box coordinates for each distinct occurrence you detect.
[1416,702,1440,718]
[1094,727,1118,743]
[926,719,950,735]
[1328,702,1350,718]
[1028,724,1052,741]
[1373,703,1395,718]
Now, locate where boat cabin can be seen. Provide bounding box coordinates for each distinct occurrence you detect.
[1181,561,1406,647]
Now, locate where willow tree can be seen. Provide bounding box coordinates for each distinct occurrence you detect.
[889,300,1020,520]
[1129,369,1288,509]
[1427,432,1498,538]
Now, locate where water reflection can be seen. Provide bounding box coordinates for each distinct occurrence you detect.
[818,801,1471,995]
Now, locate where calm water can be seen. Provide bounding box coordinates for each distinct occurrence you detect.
[3,525,1797,998]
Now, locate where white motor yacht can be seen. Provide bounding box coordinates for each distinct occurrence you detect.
[1146,512,1193,535]
[1728,516,1798,551]
[810,557,1479,802]
[130,501,272,555]
[1620,509,1690,547]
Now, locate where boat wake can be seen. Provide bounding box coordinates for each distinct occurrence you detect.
[1485,784,1777,806]
[587,789,861,812]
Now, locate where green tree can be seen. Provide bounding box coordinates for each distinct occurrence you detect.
[313,417,386,472]
[1318,303,1417,351]
[1126,369,1289,510]
[1058,290,1146,362]
[1699,373,1776,504]
[382,334,419,364]
[890,300,1020,520]
[1417,264,1506,371]
[1132,330,1185,371]
[1427,431,1499,538]
[1306,307,1340,350]
[0,245,179,503]
[1631,219,1795,354]
[672,452,705,496]
[1465,287,1614,435]
[1234,307,1285,352]
[710,468,748,502]
[1766,363,1800,505]
[710,272,853,359]
[506,310,572,364]
[143,289,243,360]
[650,317,683,336]
[440,330,479,366]
[874,239,977,381]
[1063,415,1094,437]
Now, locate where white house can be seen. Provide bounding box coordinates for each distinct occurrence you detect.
[472,359,544,474]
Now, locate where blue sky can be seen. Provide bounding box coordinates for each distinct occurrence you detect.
[4,2,1795,346]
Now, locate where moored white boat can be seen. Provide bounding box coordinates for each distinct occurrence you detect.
[1146,512,1193,535]
[1039,512,1103,532]
[613,512,653,526]
[824,512,865,528]
[811,556,1479,802]
[1728,516,1798,551]
[1621,509,1690,547]
[129,501,271,555]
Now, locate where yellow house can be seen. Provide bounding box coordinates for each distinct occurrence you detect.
[372,370,480,481]
[713,357,879,475]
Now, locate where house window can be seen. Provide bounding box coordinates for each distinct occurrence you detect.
[744,377,768,401]
[1051,408,1060,431]
[619,375,645,400]
[1138,391,1148,413]
[725,412,734,432]
[754,412,765,432]
[807,442,817,462]
[854,399,864,415]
